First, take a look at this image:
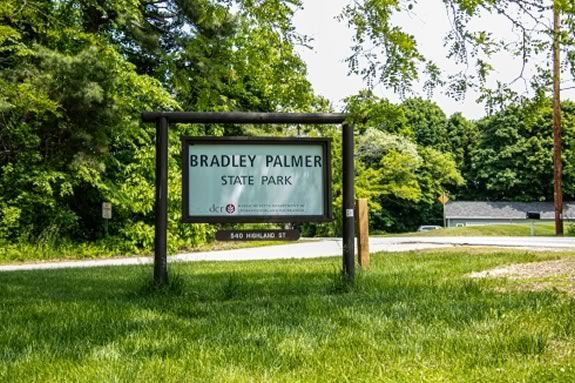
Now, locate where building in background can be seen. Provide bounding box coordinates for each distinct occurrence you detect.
[445,201,575,227]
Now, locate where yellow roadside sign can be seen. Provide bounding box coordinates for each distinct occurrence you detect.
[438,193,449,205]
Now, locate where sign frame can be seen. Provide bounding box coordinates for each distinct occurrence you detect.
[181,136,332,224]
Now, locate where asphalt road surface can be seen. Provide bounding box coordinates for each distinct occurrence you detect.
[2,236,575,272]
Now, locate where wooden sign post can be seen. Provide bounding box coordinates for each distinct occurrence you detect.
[355,198,369,269]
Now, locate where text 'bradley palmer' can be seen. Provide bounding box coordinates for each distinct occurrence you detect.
[189,154,323,168]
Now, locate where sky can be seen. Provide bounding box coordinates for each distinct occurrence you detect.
[292,0,571,120]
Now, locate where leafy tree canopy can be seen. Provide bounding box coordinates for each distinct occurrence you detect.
[469,95,575,201]
[341,0,575,107]
[347,91,465,231]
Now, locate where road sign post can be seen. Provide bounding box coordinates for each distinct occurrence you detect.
[438,193,449,228]
[526,211,541,236]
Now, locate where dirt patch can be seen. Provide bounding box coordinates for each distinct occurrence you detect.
[468,259,575,295]
[468,259,575,279]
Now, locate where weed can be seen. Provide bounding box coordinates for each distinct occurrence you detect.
[221,274,245,300]
[138,270,186,297]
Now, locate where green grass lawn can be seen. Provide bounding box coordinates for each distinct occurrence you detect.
[405,222,564,237]
[1,250,574,382]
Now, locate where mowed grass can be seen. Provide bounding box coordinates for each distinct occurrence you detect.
[1,250,574,382]
[407,222,560,237]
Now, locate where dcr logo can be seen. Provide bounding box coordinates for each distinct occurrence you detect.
[209,203,236,214]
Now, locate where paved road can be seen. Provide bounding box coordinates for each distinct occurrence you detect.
[381,236,575,249]
[2,236,575,272]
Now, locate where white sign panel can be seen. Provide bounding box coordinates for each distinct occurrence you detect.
[182,137,331,223]
[102,202,112,219]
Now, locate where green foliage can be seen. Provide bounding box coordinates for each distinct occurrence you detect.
[418,146,464,202]
[0,30,177,244]
[0,0,321,254]
[345,92,575,232]
[356,129,422,208]
[340,0,425,95]
[345,90,412,137]
[469,97,575,201]
[446,112,479,175]
[356,127,420,166]
[402,97,450,152]
[347,94,464,232]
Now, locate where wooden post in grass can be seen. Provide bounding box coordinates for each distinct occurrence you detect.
[356,199,369,269]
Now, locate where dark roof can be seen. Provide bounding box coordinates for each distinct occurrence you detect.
[445,201,575,219]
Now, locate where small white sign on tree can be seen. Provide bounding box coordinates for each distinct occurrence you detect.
[102,202,112,219]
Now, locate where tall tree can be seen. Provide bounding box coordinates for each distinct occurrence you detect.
[446,112,479,180]
[468,96,575,202]
[401,98,450,152]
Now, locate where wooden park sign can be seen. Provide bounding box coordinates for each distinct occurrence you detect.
[142,112,355,285]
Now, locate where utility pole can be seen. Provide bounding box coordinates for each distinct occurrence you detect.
[553,3,564,235]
